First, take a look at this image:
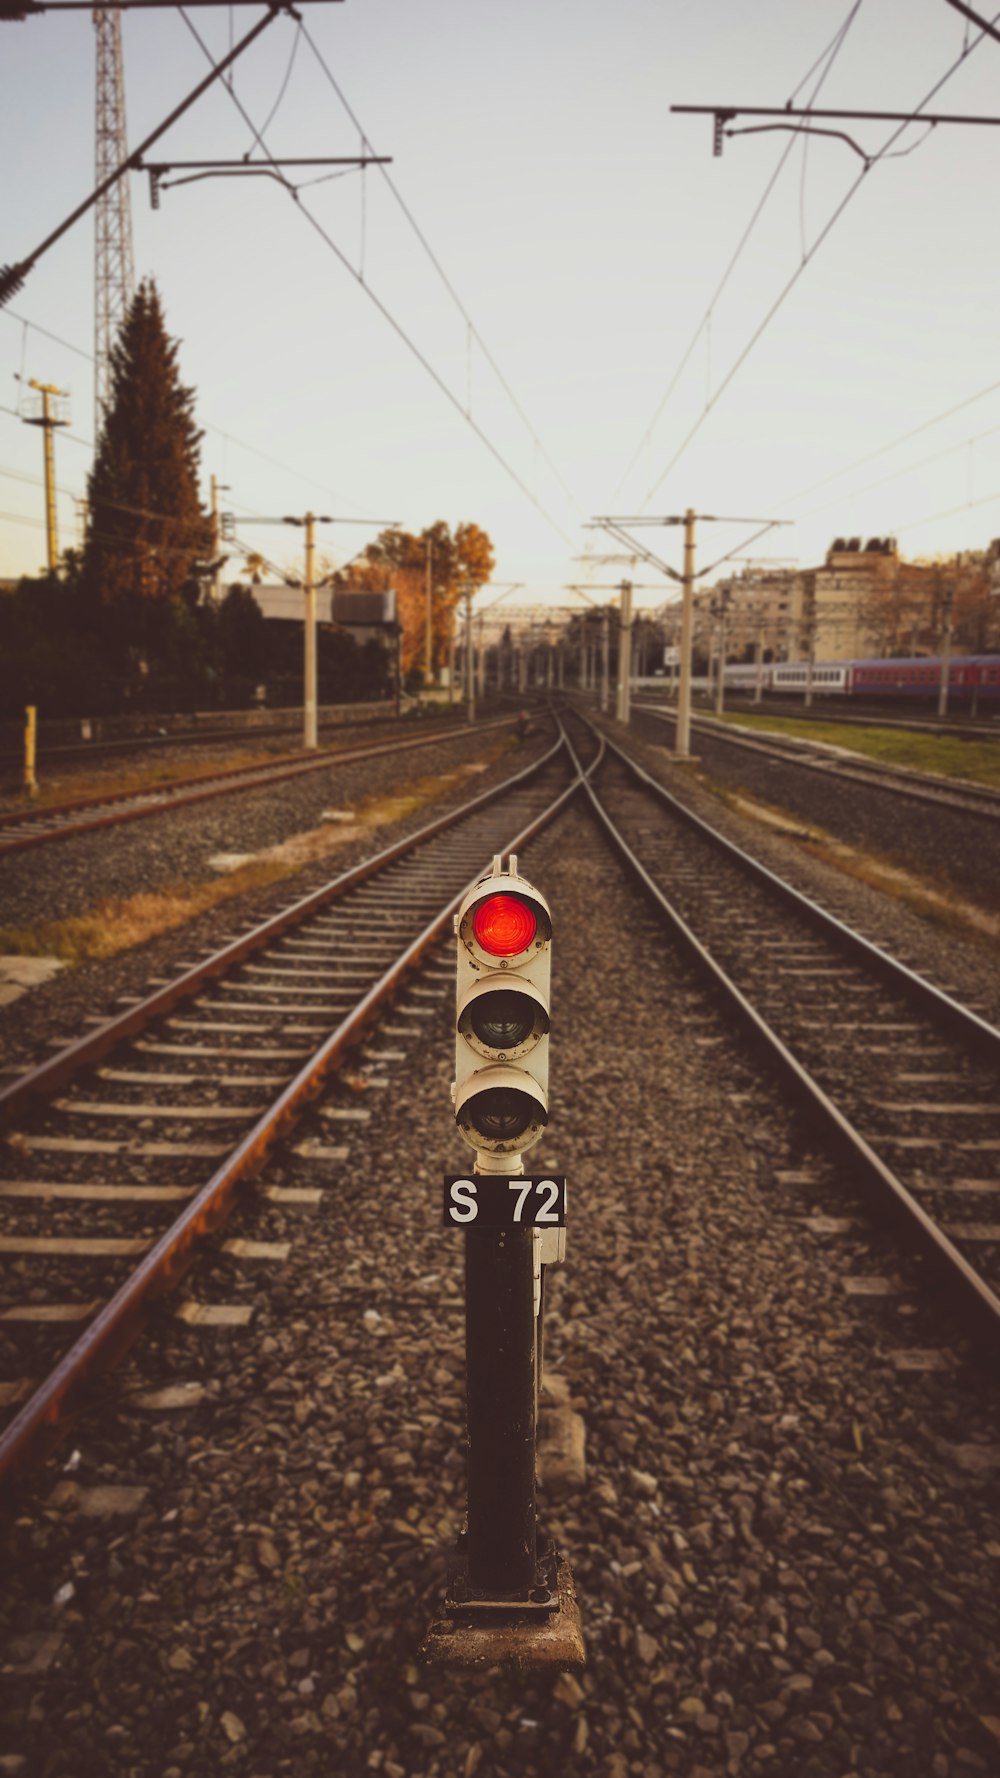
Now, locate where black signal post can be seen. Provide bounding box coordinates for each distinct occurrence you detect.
[464,1225,537,1597]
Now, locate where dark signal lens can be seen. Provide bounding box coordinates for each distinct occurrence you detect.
[469,989,536,1051]
[473,893,537,957]
[464,1086,545,1142]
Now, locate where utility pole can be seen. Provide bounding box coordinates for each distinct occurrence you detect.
[714,589,730,715]
[239,511,396,748]
[802,576,817,711]
[566,575,659,717]
[425,536,434,687]
[477,611,486,699]
[464,582,475,723]
[676,509,697,756]
[303,514,318,746]
[23,379,69,572]
[615,580,633,723]
[209,473,230,602]
[938,576,955,719]
[753,606,765,704]
[94,6,135,434]
[592,512,789,760]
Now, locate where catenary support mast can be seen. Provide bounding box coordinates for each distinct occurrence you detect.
[94,7,135,433]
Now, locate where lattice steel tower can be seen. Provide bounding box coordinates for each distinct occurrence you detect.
[93,7,135,433]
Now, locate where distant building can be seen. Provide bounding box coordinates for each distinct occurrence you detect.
[689,537,939,667]
[330,586,397,642]
[244,582,305,624]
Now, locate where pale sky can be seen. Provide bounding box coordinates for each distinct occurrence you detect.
[2,0,1000,613]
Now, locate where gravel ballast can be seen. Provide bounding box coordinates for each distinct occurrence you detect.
[2,786,999,1777]
[0,719,522,932]
[629,704,1000,920]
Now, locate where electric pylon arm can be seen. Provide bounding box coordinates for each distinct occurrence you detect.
[1,0,338,14]
[672,102,1000,159]
[141,155,391,208]
[0,2,297,306]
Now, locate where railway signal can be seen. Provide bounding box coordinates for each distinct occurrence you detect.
[453,854,551,1164]
[430,855,582,1671]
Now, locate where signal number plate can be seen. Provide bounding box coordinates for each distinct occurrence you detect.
[443,1175,566,1228]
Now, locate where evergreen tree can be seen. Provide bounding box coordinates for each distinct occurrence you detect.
[82,279,211,677]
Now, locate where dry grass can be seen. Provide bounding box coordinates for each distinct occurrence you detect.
[697,774,1000,959]
[0,744,510,968]
[0,860,294,966]
[0,743,291,817]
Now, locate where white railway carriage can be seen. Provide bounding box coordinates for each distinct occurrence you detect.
[768,662,850,694]
[723,663,773,693]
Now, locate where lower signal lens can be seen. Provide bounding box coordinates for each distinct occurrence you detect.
[469,990,536,1051]
[463,1086,545,1143]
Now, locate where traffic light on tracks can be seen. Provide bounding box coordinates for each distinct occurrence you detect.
[453,854,551,1160]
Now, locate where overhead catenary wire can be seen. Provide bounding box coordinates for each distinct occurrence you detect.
[641,7,1000,509]
[779,374,1000,511]
[614,0,865,500]
[176,9,578,551]
[298,21,582,518]
[0,312,371,513]
[793,420,1000,523]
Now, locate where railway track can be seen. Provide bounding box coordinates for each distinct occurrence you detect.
[566,710,1000,1355]
[0,713,517,859]
[630,702,1000,822]
[632,692,1000,743]
[0,717,592,1489]
[0,700,393,775]
[3,693,996,1498]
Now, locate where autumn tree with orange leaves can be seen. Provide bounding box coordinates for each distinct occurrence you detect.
[329,521,495,680]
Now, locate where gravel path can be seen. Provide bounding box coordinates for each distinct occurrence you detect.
[2,799,999,1777]
[629,705,1000,919]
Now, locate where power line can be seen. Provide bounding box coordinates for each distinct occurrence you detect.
[893,483,1000,534]
[795,420,1000,521]
[299,23,582,519]
[177,10,578,549]
[0,3,290,306]
[781,375,1000,510]
[0,309,368,507]
[614,0,865,500]
[642,10,999,507]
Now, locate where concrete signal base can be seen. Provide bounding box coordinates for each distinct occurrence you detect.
[423,1552,585,1673]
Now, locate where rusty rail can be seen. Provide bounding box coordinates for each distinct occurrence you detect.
[0,728,582,1488]
[0,714,519,857]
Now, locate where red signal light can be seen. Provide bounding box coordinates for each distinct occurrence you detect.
[473,893,537,958]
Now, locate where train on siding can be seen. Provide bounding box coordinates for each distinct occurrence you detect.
[687,654,1000,704]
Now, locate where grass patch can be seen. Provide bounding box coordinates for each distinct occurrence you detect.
[714,710,1000,791]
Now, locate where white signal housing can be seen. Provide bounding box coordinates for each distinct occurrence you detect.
[453,854,552,1159]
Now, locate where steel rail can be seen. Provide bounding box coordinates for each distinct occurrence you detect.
[0,702,391,769]
[0,730,585,1487]
[570,715,1000,1354]
[633,704,1000,822]
[0,715,520,856]
[0,730,566,1124]
[603,716,1000,1064]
